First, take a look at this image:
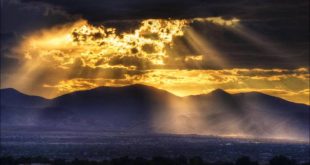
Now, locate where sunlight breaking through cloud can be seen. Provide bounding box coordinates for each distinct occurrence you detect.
[20,17,238,70]
[2,17,309,105]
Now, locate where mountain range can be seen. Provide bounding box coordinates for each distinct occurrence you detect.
[1,84,309,141]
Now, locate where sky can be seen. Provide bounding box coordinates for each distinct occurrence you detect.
[0,0,309,104]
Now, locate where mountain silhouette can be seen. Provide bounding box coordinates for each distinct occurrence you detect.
[188,89,309,140]
[0,88,48,107]
[1,88,49,127]
[1,85,309,141]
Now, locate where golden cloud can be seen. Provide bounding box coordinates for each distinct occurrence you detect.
[16,17,239,70]
[42,68,309,104]
[3,17,309,105]
[18,19,186,70]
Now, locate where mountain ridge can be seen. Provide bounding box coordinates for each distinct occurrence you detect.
[1,84,309,141]
[0,88,49,107]
[1,85,308,106]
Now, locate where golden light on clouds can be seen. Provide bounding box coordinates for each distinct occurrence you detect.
[2,17,309,105]
[21,19,188,69]
[41,68,310,104]
[194,17,240,26]
[18,17,238,69]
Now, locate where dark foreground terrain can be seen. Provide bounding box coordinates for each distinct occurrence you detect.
[1,131,309,164]
[1,155,309,165]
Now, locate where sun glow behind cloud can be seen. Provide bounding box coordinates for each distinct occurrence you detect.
[19,17,238,69]
[2,17,309,104]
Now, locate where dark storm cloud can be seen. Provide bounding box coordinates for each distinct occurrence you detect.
[20,0,308,22]
[1,0,73,34]
[187,22,309,69]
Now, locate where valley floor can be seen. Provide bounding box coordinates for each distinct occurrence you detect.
[1,131,309,164]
